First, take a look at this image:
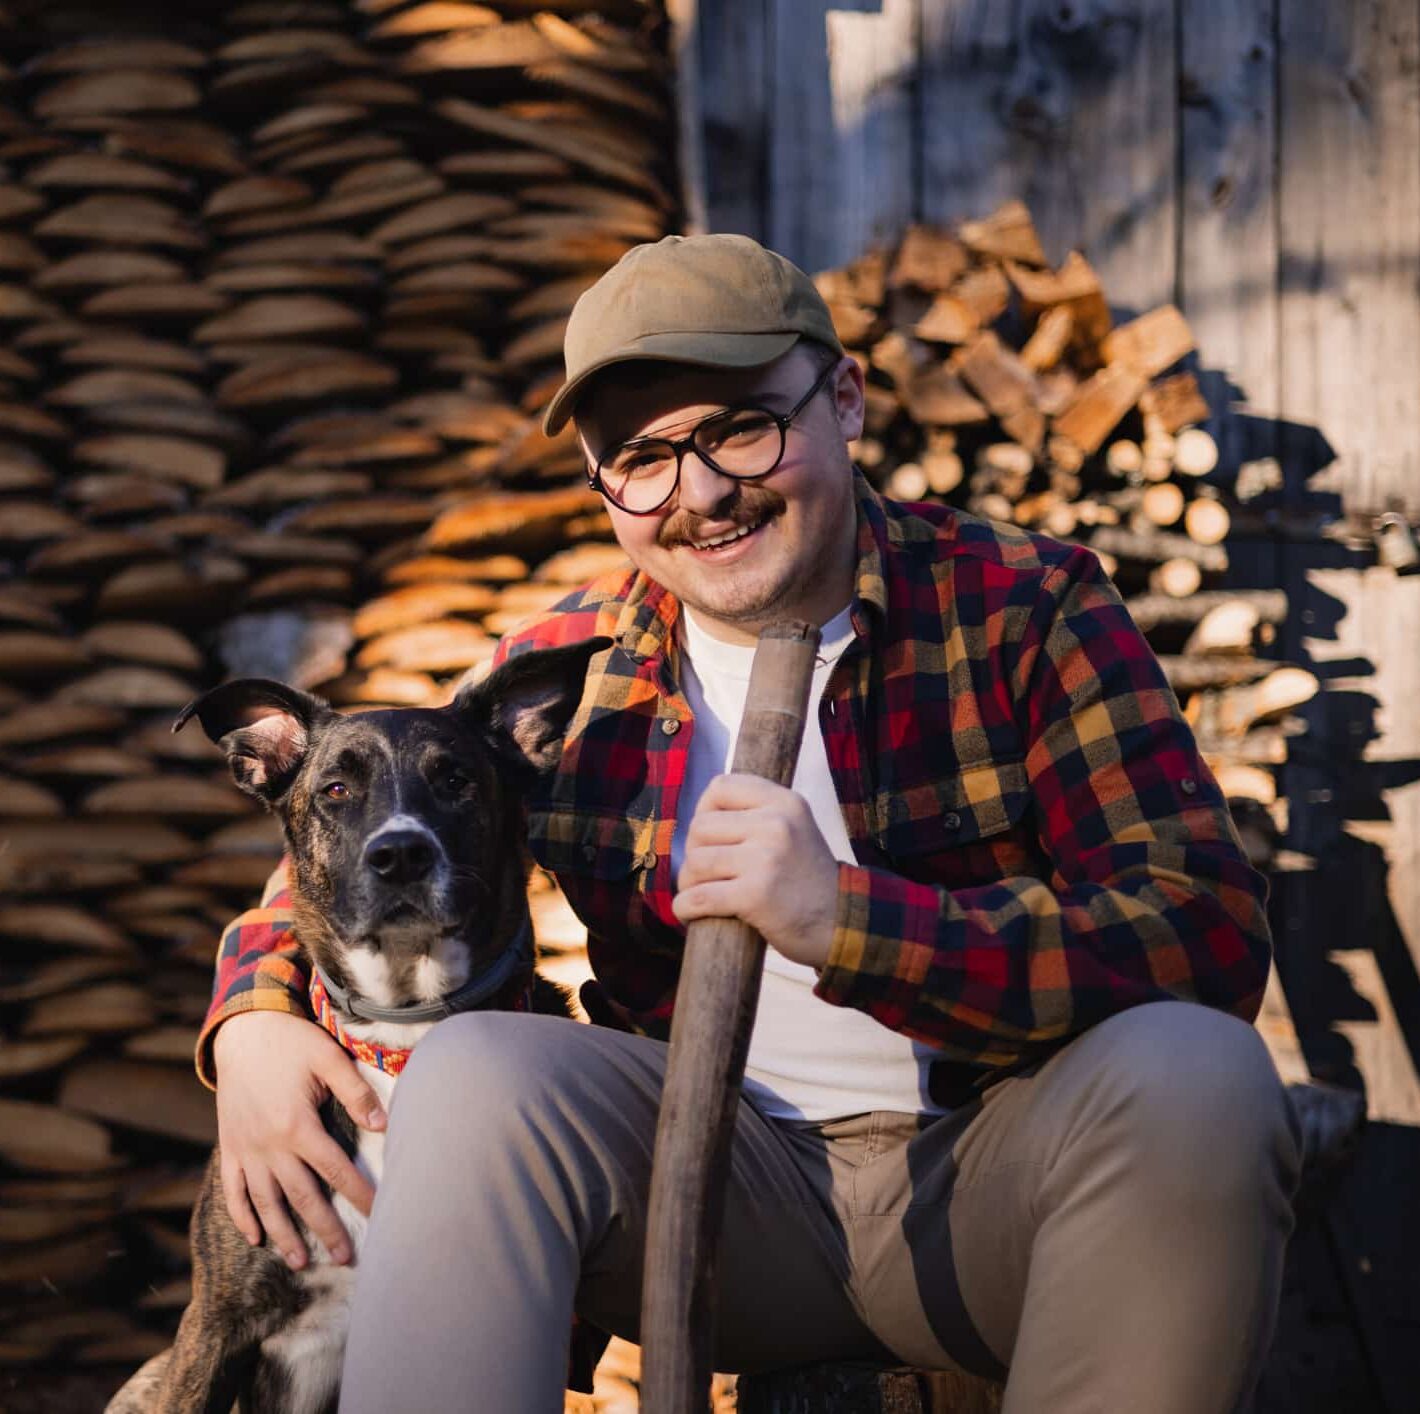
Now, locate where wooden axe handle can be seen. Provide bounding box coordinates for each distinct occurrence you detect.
[639,619,823,1413]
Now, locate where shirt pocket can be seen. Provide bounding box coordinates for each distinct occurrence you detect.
[528,806,655,884]
[874,757,1036,886]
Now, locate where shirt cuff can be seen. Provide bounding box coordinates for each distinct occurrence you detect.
[813,861,943,1010]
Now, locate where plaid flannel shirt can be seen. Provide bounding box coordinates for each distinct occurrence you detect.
[195,472,1271,1096]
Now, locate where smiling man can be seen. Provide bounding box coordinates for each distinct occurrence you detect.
[199,234,1302,1413]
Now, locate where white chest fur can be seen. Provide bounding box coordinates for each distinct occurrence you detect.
[258,1061,400,1413]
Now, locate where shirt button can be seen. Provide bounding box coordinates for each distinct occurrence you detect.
[638,850,657,872]
[581,844,596,863]
[943,811,962,830]
[661,718,680,736]
[1181,777,1198,795]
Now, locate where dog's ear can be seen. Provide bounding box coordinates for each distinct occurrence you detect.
[452,636,612,775]
[172,678,334,803]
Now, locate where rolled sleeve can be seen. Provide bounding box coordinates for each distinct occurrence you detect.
[193,854,312,1091]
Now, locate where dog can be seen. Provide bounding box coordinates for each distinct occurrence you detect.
[107,636,611,1414]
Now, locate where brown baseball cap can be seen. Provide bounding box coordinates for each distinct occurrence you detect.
[540,233,844,435]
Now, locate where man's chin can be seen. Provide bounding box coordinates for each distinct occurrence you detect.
[672,573,797,629]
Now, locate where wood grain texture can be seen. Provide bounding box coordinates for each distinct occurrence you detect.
[692,0,769,238]
[1301,567,1420,1125]
[919,0,1177,312]
[1277,0,1420,516]
[820,0,919,271]
[753,0,921,272]
[1178,0,1279,475]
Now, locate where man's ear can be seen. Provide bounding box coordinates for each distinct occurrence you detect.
[172,678,333,803]
[451,637,613,776]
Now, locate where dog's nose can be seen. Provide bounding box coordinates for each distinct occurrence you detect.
[364,830,436,885]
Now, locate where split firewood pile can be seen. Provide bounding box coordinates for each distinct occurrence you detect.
[818,203,1317,865]
[0,0,673,1406]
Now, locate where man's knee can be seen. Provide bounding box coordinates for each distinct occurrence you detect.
[1061,1000,1302,1193]
[392,1011,581,1131]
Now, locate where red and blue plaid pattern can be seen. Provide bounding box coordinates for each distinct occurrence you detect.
[196,472,1270,1092]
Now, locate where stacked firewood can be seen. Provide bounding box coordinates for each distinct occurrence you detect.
[817,202,1316,862]
[0,1,671,1405]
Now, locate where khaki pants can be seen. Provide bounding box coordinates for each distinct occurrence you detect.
[339,1001,1302,1414]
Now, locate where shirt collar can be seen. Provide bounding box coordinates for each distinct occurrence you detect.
[613,466,890,664]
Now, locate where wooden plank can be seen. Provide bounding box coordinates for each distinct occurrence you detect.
[918,0,1178,313]
[667,0,708,235]
[1327,950,1420,1126]
[1277,2,1420,516]
[1299,567,1420,1125]
[917,2,1031,241]
[1178,0,1280,478]
[820,0,919,266]
[691,0,769,238]
[1257,964,1311,1086]
[766,0,916,273]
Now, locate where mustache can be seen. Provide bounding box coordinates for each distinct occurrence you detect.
[657,484,785,549]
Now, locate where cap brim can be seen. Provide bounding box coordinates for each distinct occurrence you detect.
[540,330,802,436]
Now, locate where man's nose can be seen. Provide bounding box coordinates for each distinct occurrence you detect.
[364,829,435,884]
[674,448,739,517]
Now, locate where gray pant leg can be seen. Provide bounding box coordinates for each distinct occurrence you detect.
[338,1012,887,1414]
[850,1001,1304,1414]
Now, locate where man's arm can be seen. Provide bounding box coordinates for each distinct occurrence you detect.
[194,854,306,1090]
[675,548,1270,1068]
[195,855,385,1269]
[813,548,1270,1063]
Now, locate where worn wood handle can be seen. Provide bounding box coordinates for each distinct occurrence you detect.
[639,619,822,1414]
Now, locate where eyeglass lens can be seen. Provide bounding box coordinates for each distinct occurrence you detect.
[598,407,785,513]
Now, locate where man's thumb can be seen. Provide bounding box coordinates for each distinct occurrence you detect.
[322,1051,387,1131]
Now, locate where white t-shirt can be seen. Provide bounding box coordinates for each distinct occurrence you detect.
[671,605,950,1122]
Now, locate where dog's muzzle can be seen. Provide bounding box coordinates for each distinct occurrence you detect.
[312,915,535,1025]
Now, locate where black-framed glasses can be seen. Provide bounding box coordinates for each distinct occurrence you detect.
[586,359,839,515]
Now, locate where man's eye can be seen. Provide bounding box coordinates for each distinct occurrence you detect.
[324,782,350,800]
[700,411,775,449]
[607,445,671,478]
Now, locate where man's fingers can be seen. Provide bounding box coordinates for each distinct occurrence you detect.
[219,1154,262,1246]
[318,1049,387,1133]
[672,881,740,925]
[700,772,782,810]
[302,1128,376,1220]
[677,842,750,889]
[246,1169,308,1269]
[272,1157,352,1266]
[684,805,767,849]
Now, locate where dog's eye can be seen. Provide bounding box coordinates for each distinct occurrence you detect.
[440,770,470,793]
[324,782,350,800]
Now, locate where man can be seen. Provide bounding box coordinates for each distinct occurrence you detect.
[199,234,1302,1413]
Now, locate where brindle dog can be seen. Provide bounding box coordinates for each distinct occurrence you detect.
[107,636,610,1414]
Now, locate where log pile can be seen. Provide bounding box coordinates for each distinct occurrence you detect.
[0,1,671,1407]
[817,203,1316,862]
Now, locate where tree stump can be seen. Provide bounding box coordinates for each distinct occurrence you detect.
[736,1363,1005,1414]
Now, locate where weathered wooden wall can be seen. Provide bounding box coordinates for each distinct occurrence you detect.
[681,0,1420,1123]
